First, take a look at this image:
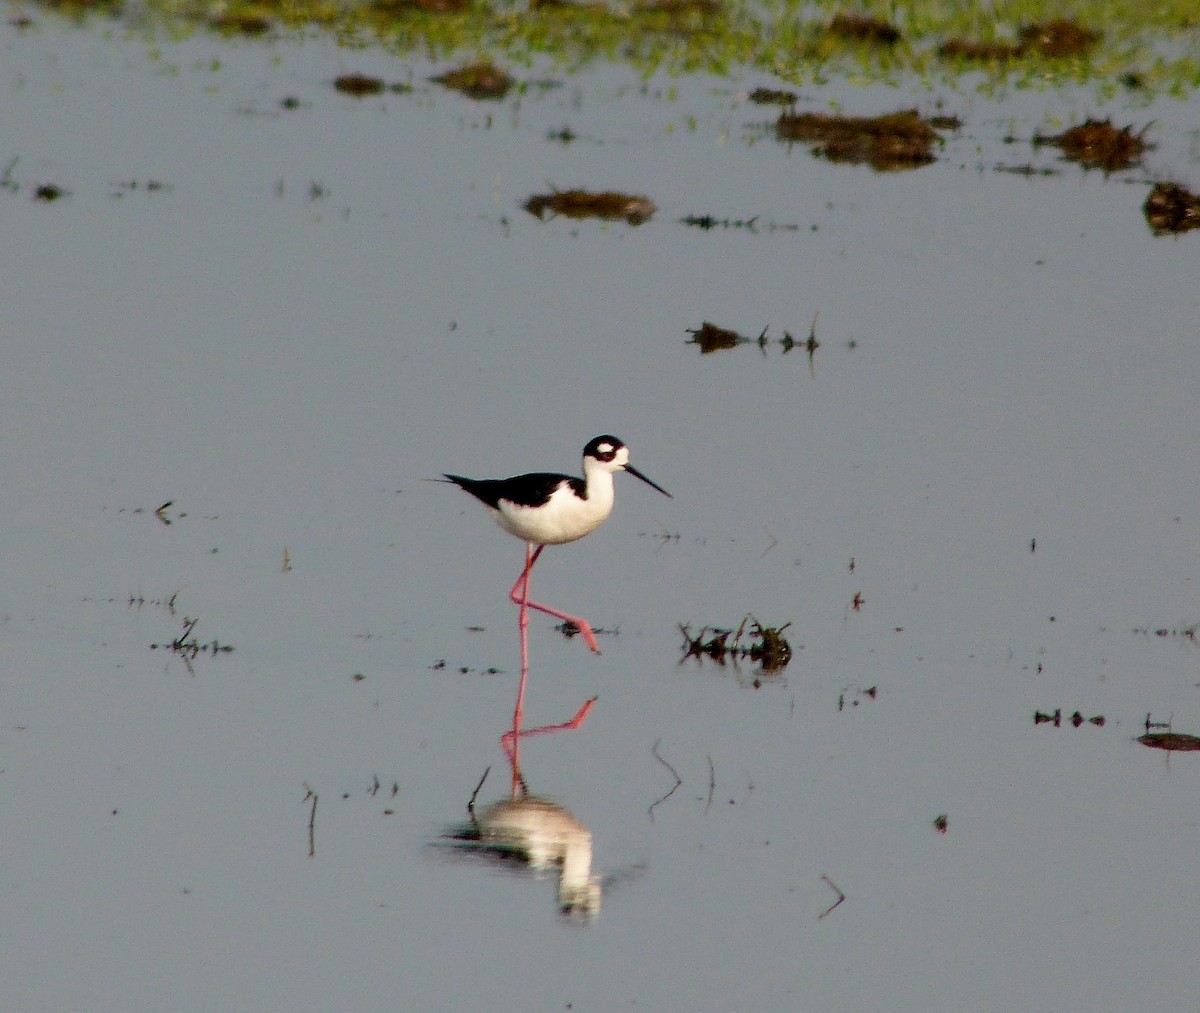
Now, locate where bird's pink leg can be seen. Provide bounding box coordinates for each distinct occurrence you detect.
[502,698,598,767]
[511,543,535,732]
[507,544,601,654]
[501,543,598,773]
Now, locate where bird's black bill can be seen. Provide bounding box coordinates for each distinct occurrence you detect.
[625,464,672,498]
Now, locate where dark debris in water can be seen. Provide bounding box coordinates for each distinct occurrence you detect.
[126,591,179,614]
[334,73,386,96]
[994,163,1059,177]
[747,87,797,106]
[555,619,618,643]
[679,615,793,675]
[430,658,505,676]
[34,182,67,202]
[686,318,820,359]
[333,74,412,97]
[524,189,656,224]
[679,213,799,233]
[837,685,877,711]
[1033,118,1149,173]
[1138,732,1200,752]
[775,109,941,171]
[1132,622,1199,640]
[1033,709,1105,728]
[431,61,514,100]
[685,320,750,353]
[150,618,234,664]
[1144,182,1200,236]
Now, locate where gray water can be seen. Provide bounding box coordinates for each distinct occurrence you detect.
[4,14,1200,1011]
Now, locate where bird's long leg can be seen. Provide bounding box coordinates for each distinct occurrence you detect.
[511,542,536,734]
[502,544,597,777]
[502,697,598,767]
[507,544,601,654]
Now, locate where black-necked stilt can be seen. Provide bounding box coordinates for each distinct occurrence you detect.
[444,434,672,656]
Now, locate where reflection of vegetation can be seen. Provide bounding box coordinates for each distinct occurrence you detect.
[15,0,1200,97]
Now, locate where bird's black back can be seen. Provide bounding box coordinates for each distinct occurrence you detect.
[443,472,586,509]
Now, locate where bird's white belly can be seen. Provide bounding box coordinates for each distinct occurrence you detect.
[493,484,614,545]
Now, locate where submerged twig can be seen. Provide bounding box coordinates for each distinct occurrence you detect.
[648,739,682,822]
[819,874,846,918]
[468,766,491,815]
[302,785,318,858]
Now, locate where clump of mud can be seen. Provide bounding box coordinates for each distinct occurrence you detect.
[431,62,513,100]
[1144,182,1200,236]
[1034,118,1149,172]
[775,109,939,171]
[524,189,656,224]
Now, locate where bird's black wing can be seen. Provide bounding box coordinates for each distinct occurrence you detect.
[443,472,584,509]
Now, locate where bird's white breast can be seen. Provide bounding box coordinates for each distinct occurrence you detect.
[493,478,615,545]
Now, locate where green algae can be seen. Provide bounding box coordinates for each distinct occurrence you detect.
[15,0,1200,98]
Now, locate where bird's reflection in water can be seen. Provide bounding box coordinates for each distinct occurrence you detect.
[441,761,602,921]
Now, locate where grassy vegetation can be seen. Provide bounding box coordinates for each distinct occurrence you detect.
[23,0,1200,98]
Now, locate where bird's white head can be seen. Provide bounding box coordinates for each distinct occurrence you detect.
[583,435,672,497]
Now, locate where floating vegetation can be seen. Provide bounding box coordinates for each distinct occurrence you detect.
[431,61,513,100]
[679,615,793,673]
[524,189,656,224]
[686,318,819,359]
[1138,732,1200,752]
[685,320,752,353]
[33,183,67,202]
[775,110,940,171]
[333,73,386,96]
[1033,118,1149,172]
[1033,709,1105,727]
[827,13,900,46]
[1144,182,1200,236]
[747,87,797,106]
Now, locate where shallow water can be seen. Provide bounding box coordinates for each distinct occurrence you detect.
[3,13,1200,1012]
